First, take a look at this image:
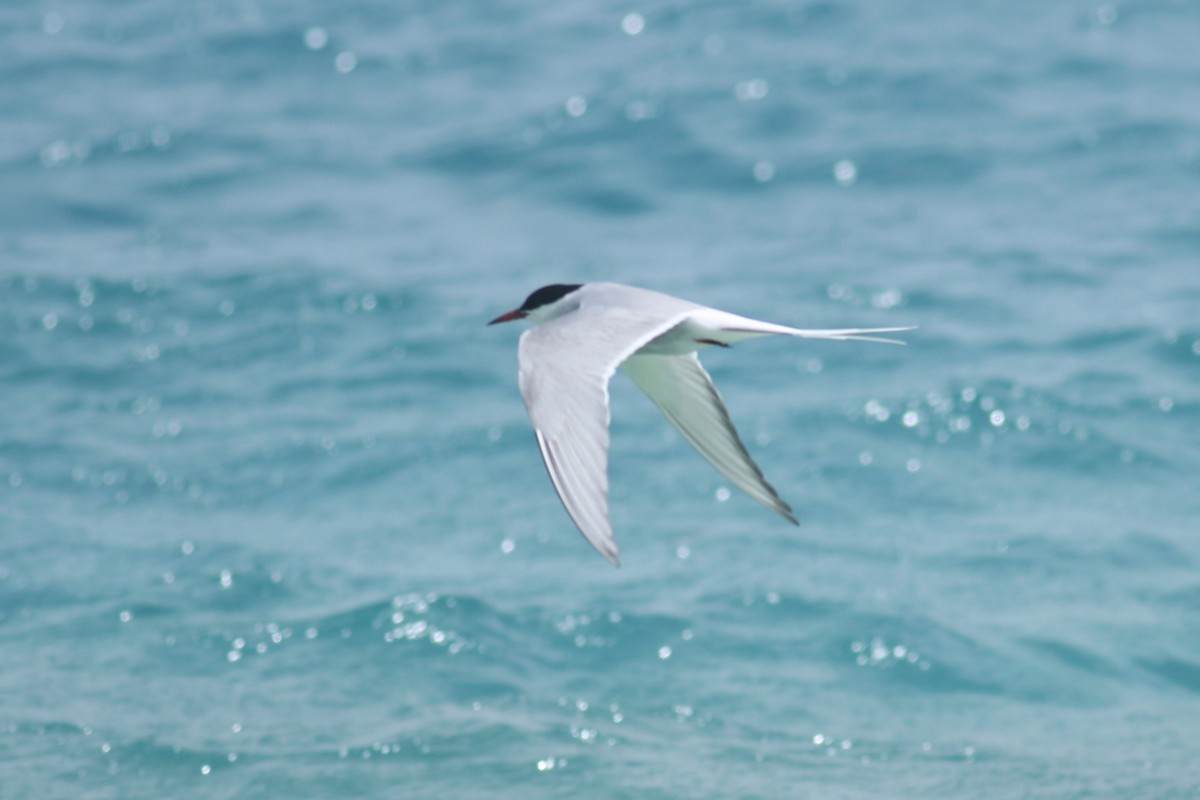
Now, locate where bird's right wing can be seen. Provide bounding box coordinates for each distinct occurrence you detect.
[621,351,798,525]
[517,305,693,566]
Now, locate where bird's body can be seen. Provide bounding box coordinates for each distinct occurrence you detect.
[489,282,911,566]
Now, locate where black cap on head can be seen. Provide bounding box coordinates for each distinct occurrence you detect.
[520,284,583,312]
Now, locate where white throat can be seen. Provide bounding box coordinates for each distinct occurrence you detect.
[525,291,583,325]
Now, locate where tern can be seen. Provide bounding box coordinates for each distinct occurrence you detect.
[489,282,911,566]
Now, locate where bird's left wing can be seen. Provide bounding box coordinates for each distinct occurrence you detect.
[621,351,798,525]
[518,305,692,566]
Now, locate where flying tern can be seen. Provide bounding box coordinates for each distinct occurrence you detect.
[489,282,911,566]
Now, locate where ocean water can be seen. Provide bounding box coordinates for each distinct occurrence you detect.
[3,0,1200,797]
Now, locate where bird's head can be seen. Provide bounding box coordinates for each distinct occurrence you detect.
[488,284,584,325]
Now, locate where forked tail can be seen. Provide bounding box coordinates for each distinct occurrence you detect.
[723,324,916,345]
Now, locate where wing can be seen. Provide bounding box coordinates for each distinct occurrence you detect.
[621,352,798,525]
[518,305,693,566]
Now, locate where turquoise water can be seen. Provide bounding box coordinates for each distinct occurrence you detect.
[4,1,1200,797]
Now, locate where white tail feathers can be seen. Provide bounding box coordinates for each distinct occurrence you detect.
[723,324,916,346]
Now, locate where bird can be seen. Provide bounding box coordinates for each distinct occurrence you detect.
[489,282,912,566]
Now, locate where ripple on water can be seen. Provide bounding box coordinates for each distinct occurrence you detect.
[853,377,1178,478]
[1136,657,1200,696]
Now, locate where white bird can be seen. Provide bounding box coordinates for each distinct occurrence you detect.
[489,282,911,566]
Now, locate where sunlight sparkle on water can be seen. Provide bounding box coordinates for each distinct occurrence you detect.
[40,140,71,168]
[872,288,903,309]
[565,95,588,117]
[864,399,890,423]
[833,159,858,186]
[735,79,769,101]
[304,27,328,50]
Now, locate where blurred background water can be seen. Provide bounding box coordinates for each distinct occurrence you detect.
[3,0,1200,797]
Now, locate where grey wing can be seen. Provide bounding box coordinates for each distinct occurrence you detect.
[531,420,616,565]
[621,352,798,524]
[517,307,692,566]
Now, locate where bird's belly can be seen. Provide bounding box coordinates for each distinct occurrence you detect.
[635,330,698,355]
[635,316,747,355]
